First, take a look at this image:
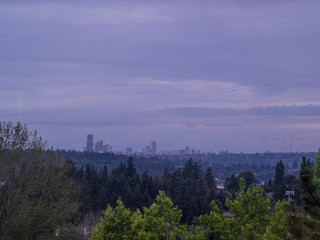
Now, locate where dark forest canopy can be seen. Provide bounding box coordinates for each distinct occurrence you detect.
[58,149,316,181]
[1,122,320,239]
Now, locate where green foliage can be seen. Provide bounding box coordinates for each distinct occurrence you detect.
[195,201,233,240]
[2,122,316,240]
[225,178,271,239]
[224,174,240,193]
[274,161,285,184]
[273,161,285,201]
[89,199,134,240]
[80,164,101,213]
[224,171,257,194]
[239,171,258,189]
[132,190,186,240]
[164,159,218,224]
[0,122,78,239]
[263,201,290,240]
[264,160,300,204]
[287,201,304,240]
[299,157,320,221]
[313,149,320,187]
[295,156,320,238]
[90,191,186,240]
[190,178,288,240]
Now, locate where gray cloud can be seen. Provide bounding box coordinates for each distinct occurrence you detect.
[1,0,320,152]
[156,105,320,118]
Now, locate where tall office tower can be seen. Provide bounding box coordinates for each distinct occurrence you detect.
[95,140,104,153]
[87,134,94,152]
[150,141,157,154]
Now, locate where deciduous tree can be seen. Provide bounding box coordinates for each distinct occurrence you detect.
[132,190,186,240]
[90,199,134,240]
[0,122,78,239]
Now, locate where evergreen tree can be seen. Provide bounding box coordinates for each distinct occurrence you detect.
[287,201,304,240]
[80,164,101,213]
[298,157,320,238]
[263,178,273,193]
[98,163,109,210]
[125,157,141,209]
[224,174,239,193]
[273,161,285,201]
[205,166,217,201]
[239,170,257,189]
[140,170,156,208]
[299,157,320,220]
[293,160,298,169]
[63,157,78,180]
[274,161,285,184]
[313,149,320,186]
[283,174,301,205]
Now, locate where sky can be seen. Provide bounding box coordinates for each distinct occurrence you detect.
[1,0,320,153]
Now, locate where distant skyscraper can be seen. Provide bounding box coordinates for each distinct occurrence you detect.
[95,140,104,153]
[87,134,94,152]
[150,141,157,154]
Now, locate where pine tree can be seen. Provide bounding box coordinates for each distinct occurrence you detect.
[299,157,320,220]
[287,201,304,240]
[80,164,101,213]
[313,149,320,186]
[224,174,240,193]
[298,157,320,238]
[273,161,285,201]
[239,170,257,189]
[98,163,109,210]
[205,167,217,202]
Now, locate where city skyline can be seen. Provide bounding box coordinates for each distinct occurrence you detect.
[1,0,320,153]
[82,134,313,155]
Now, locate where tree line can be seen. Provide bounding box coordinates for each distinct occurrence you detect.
[1,122,320,239]
[59,149,312,182]
[89,156,320,240]
[67,157,221,225]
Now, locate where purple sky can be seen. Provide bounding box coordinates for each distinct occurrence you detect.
[1,0,320,153]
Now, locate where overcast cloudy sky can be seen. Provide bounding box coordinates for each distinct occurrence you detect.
[1,0,320,153]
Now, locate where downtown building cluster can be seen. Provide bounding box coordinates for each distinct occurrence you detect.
[83,134,204,156]
[83,134,113,153]
[83,134,157,156]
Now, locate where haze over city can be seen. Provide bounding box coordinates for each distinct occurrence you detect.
[1,0,320,153]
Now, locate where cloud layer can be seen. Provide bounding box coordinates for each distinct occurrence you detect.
[1,0,320,152]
